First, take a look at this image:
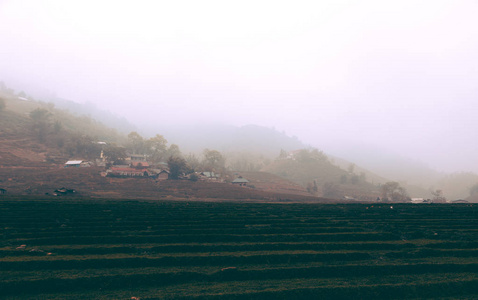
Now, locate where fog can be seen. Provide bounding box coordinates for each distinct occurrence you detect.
[1,1,477,173]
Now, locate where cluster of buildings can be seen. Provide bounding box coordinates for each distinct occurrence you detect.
[63,155,250,185]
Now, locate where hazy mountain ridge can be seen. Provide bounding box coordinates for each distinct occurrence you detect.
[141,123,305,156]
[1,84,477,201]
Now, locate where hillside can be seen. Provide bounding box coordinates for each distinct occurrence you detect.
[2,86,476,202]
[0,166,333,202]
[328,154,432,199]
[1,90,124,143]
[0,91,329,202]
[262,149,382,201]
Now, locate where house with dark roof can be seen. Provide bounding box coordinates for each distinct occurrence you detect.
[232,177,249,186]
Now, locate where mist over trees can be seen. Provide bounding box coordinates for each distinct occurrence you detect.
[29,108,52,142]
[146,134,168,163]
[103,144,127,165]
[202,149,226,173]
[380,182,409,202]
[470,184,478,197]
[1,81,478,201]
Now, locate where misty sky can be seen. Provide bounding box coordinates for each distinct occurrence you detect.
[1,1,477,173]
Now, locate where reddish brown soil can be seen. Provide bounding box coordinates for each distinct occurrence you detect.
[234,171,311,197]
[0,166,336,202]
[0,133,332,202]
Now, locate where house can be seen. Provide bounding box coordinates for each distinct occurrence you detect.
[64,160,90,168]
[107,167,150,177]
[0,188,6,195]
[232,177,249,186]
[156,170,169,180]
[148,169,170,180]
[411,198,428,204]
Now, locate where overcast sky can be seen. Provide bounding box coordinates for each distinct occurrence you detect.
[1,1,477,173]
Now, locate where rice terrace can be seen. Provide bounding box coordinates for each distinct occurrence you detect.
[1,197,478,299]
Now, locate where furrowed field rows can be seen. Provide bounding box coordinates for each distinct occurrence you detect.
[2,226,370,237]
[0,241,427,256]
[17,273,478,300]
[1,199,477,299]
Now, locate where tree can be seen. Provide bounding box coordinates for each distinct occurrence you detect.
[185,153,200,171]
[29,108,52,142]
[295,148,328,163]
[310,148,328,162]
[166,144,182,160]
[145,134,168,163]
[64,134,101,159]
[431,189,446,203]
[103,144,127,164]
[278,149,288,159]
[126,131,144,155]
[167,156,188,179]
[306,180,319,195]
[380,182,409,202]
[203,149,225,172]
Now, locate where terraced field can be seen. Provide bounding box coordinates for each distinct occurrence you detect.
[1,198,477,299]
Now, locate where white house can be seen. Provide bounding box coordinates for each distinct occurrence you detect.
[64,160,91,168]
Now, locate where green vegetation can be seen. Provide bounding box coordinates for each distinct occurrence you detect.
[1,199,478,299]
[167,156,188,179]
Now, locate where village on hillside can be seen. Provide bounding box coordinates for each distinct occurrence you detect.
[0,88,476,203]
[62,143,250,186]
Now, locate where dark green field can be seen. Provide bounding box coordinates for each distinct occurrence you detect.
[1,198,477,299]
